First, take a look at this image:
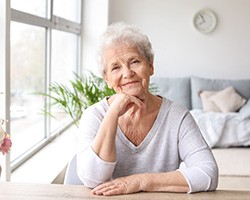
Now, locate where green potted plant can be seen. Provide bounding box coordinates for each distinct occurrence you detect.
[42,71,115,126]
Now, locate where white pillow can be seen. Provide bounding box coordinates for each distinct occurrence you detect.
[239,99,250,119]
[199,91,221,112]
[209,86,246,113]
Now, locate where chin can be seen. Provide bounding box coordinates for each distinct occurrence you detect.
[124,90,146,98]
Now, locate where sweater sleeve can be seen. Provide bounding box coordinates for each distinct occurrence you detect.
[76,105,116,188]
[77,147,116,188]
[178,111,219,193]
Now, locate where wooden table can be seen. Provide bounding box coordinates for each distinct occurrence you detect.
[1,182,250,200]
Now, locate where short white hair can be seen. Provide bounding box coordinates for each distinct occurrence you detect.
[96,22,154,77]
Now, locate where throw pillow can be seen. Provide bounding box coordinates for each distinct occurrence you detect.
[191,76,250,109]
[199,91,221,112]
[209,86,246,113]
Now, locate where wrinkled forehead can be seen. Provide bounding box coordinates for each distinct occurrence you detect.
[103,42,141,65]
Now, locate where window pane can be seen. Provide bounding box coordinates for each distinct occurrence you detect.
[50,30,78,132]
[11,0,47,18]
[53,0,81,23]
[10,22,46,162]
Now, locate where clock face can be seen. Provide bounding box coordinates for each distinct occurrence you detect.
[193,9,217,33]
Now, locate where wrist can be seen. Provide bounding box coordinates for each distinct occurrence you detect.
[107,107,120,119]
[137,173,150,192]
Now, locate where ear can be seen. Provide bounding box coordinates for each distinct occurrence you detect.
[149,63,154,76]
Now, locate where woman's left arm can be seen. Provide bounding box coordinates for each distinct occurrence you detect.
[177,112,219,193]
[92,171,189,196]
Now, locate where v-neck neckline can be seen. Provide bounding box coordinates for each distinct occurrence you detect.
[115,97,167,153]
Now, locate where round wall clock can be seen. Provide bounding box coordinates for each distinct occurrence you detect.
[193,8,217,34]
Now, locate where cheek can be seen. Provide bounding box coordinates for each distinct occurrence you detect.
[139,69,151,88]
[106,75,120,89]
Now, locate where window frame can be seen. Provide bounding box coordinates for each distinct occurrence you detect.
[0,0,82,180]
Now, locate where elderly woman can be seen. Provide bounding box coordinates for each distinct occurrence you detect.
[76,22,218,196]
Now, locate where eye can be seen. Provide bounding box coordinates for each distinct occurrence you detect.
[111,65,120,71]
[131,59,140,65]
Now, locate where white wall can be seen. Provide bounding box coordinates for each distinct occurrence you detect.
[81,0,109,75]
[108,0,250,79]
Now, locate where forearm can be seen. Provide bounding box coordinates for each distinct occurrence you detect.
[139,171,189,193]
[91,108,119,162]
[91,171,189,196]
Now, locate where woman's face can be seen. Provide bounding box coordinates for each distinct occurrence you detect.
[103,43,154,98]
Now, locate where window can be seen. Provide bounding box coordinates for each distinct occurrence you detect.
[10,22,46,161]
[11,0,47,18]
[53,0,81,23]
[1,0,82,177]
[50,30,78,132]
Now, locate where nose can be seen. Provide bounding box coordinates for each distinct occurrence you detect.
[123,66,134,78]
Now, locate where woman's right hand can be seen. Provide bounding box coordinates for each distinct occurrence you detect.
[108,93,145,117]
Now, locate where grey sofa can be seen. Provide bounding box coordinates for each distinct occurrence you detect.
[151,76,250,111]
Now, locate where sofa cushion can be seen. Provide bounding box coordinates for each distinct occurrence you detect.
[199,90,221,112]
[209,86,246,112]
[150,77,191,109]
[191,76,250,109]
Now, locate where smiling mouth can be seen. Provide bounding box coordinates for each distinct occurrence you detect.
[122,81,139,87]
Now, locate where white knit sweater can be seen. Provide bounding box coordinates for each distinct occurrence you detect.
[76,97,218,193]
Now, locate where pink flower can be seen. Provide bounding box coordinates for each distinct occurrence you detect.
[0,133,12,155]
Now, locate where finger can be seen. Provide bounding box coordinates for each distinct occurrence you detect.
[128,96,144,108]
[116,89,143,106]
[103,187,125,196]
[92,183,108,191]
[92,182,117,195]
[116,87,122,94]
[92,187,110,195]
[91,184,107,194]
[92,187,111,195]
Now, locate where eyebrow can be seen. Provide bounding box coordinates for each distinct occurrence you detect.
[107,53,141,68]
[108,61,119,69]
